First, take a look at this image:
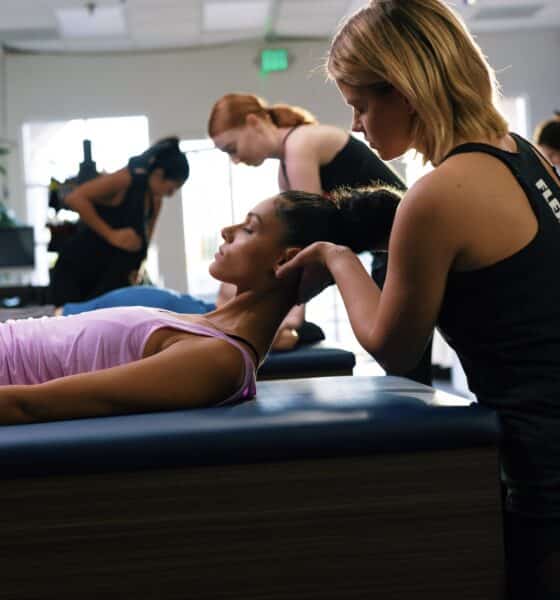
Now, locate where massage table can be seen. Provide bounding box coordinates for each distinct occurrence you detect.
[0,375,502,599]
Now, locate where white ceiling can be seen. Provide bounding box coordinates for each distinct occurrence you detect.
[0,0,559,54]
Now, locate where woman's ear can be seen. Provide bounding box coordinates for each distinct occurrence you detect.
[274,246,301,273]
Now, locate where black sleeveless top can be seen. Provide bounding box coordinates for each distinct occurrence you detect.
[438,134,560,516]
[58,160,154,277]
[280,127,406,193]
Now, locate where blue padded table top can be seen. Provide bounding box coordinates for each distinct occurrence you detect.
[0,376,499,478]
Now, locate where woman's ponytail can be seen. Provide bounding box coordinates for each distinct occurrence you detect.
[267,104,318,127]
[130,136,189,183]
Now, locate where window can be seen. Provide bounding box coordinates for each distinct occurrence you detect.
[22,116,149,284]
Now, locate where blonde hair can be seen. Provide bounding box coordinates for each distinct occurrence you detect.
[208,93,317,137]
[327,0,508,164]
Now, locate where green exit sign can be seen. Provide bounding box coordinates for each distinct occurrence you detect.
[260,48,289,74]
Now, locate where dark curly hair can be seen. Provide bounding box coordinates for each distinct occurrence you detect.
[274,185,403,252]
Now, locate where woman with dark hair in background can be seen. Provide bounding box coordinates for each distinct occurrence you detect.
[208,93,433,383]
[48,137,189,306]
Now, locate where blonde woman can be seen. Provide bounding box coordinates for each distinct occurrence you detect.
[276,1,560,596]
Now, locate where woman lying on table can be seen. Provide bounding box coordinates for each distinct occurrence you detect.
[0,185,400,425]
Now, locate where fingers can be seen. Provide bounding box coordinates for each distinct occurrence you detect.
[275,250,310,279]
[275,260,299,279]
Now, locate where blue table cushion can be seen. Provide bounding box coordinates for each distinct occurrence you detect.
[0,376,499,478]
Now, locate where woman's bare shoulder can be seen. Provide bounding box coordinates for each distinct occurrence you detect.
[407,153,493,206]
[396,160,481,243]
[286,124,348,162]
[163,334,246,390]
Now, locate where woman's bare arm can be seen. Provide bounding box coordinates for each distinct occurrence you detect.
[278,134,323,194]
[277,172,461,373]
[0,337,245,425]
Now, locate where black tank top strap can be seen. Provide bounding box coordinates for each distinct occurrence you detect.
[225,332,260,366]
[280,125,303,190]
[443,133,560,227]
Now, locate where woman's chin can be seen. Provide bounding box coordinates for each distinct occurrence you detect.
[208,262,220,279]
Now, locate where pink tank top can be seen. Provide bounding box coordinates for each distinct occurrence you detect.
[0,306,256,406]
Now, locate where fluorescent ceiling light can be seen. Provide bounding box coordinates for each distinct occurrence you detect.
[203,0,271,32]
[56,5,127,39]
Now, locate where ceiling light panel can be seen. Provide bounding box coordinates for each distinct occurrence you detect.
[56,4,127,39]
[203,0,271,32]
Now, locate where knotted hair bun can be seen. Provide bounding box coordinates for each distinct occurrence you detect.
[276,185,403,253]
[331,185,402,252]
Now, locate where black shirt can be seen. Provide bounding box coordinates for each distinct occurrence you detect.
[280,129,406,193]
[49,160,155,305]
[438,134,560,516]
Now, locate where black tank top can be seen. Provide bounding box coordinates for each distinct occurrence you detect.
[438,134,560,516]
[439,134,560,405]
[280,127,406,193]
[59,161,153,275]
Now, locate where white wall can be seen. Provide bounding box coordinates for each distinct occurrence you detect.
[475,28,560,132]
[3,29,560,290]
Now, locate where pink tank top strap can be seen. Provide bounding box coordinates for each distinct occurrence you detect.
[144,313,257,406]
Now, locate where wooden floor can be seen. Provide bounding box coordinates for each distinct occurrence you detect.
[0,446,503,599]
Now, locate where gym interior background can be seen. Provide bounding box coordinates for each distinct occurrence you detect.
[0,0,559,386]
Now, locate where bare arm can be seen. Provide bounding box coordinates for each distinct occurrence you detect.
[65,168,141,251]
[278,139,323,194]
[0,338,245,425]
[277,175,460,373]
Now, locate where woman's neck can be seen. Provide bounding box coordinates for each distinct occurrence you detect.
[205,282,298,365]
